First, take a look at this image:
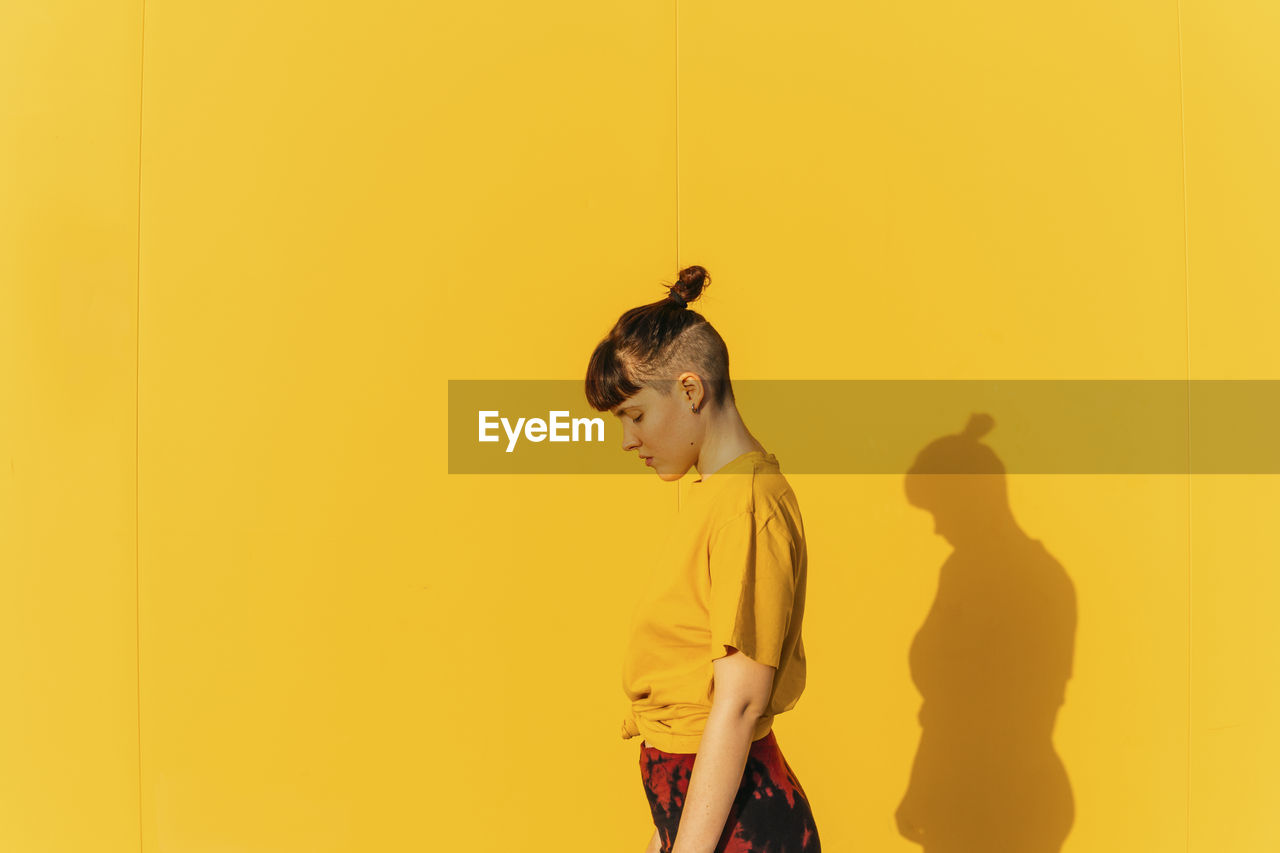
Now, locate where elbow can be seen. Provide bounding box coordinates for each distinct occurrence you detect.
[712,693,769,723]
[734,698,770,722]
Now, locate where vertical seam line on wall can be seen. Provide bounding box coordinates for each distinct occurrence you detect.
[675,0,681,515]
[1174,0,1192,848]
[135,0,147,850]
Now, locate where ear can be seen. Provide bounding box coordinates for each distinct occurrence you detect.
[677,371,705,410]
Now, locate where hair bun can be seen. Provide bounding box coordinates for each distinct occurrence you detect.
[960,412,995,441]
[669,265,710,305]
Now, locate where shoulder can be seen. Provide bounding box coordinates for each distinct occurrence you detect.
[710,467,803,537]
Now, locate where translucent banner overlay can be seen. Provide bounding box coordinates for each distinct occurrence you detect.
[448,380,1280,474]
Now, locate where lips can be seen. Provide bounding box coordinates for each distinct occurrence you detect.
[642,456,654,467]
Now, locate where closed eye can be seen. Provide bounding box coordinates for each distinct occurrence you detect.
[633,414,643,423]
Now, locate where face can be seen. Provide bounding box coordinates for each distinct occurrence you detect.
[611,382,703,481]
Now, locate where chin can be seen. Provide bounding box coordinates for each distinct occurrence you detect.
[651,462,688,482]
[655,470,683,482]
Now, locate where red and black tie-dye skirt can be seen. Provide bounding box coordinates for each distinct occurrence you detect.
[639,729,821,853]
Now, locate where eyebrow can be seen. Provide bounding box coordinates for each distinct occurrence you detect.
[611,405,639,418]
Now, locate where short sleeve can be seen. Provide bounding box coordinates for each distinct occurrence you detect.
[708,509,797,669]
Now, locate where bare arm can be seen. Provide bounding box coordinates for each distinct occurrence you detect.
[670,647,776,853]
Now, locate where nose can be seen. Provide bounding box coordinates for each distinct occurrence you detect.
[619,420,640,450]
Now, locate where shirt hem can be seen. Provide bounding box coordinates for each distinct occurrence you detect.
[634,714,775,754]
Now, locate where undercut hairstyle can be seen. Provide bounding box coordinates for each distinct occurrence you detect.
[584,265,734,413]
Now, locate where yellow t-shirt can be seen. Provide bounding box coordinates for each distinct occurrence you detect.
[620,449,809,753]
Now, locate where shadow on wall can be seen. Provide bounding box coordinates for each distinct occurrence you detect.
[895,414,1077,853]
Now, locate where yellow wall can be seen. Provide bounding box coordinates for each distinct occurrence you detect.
[2,1,1276,851]
[1182,2,1280,851]
[0,1,144,851]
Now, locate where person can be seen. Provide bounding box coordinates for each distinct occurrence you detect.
[584,265,821,853]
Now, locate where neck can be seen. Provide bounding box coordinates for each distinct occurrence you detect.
[695,401,767,479]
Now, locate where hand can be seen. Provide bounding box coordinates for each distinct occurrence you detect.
[643,827,662,853]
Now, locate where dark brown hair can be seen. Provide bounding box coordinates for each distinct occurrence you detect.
[584,265,734,413]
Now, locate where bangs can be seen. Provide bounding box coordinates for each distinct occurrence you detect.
[584,337,643,412]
